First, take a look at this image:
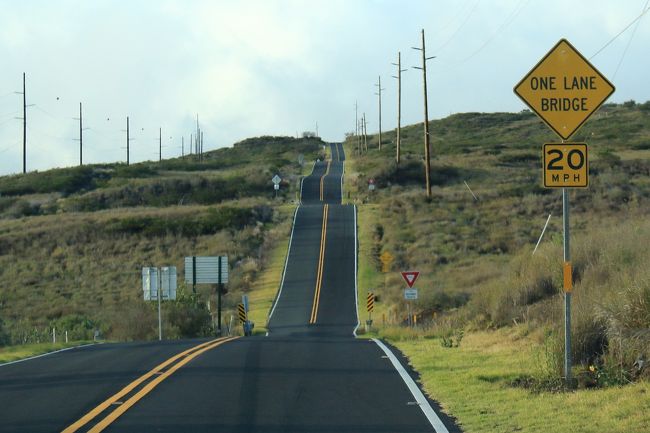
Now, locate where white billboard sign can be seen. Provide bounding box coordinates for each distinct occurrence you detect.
[184,256,229,284]
[142,266,177,301]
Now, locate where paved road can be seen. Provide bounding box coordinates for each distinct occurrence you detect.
[0,142,458,433]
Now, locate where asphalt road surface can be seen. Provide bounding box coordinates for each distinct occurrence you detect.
[0,142,459,433]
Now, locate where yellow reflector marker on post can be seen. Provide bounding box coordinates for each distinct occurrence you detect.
[563,262,572,292]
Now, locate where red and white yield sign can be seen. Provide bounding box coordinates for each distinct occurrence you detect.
[401,271,420,288]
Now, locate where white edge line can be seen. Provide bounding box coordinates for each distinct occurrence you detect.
[266,205,300,329]
[299,176,305,205]
[353,204,360,337]
[0,342,98,367]
[372,338,450,433]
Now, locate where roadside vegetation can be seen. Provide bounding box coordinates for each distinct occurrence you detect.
[0,136,323,347]
[345,101,650,432]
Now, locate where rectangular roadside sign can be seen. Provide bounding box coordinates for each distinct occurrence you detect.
[543,143,588,188]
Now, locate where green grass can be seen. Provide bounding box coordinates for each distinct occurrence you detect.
[395,329,650,433]
[0,135,324,344]
[345,103,650,431]
[236,204,296,335]
[0,341,94,364]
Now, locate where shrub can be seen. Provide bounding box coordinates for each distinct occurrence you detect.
[166,291,212,338]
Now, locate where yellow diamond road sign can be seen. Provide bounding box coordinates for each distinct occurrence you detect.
[514,39,615,140]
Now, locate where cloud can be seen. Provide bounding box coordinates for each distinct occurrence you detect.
[0,0,648,176]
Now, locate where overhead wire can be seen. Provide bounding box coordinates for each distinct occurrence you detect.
[0,143,17,154]
[435,0,473,35]
[590,4,650,60]
[432,0,481,54]
[457,0,530,64]
[33,104,60,119]
[612,0,650,79]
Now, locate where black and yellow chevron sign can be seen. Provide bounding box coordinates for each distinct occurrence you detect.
[366,292,374,313]
[237,303,247,323]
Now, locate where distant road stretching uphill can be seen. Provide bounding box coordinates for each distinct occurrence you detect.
[0,143,459,433]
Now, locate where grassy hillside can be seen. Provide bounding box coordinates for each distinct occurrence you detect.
[345,101,650,386]
[0,136,323,344]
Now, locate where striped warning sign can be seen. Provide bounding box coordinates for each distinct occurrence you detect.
[366,292,375,313]
[237,303,247,323]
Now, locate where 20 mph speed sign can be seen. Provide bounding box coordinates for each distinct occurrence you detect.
[543,143,588,188]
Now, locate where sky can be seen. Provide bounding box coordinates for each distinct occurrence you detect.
[0,0,649,176]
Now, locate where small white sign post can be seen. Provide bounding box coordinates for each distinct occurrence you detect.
[142,266,177,341]
[184,256,228,335]
[272,174,281,198]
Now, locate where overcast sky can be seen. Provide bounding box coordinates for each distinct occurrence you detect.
[0,0,648,175]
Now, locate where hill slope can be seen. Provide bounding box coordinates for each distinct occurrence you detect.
[344,101,650,382]
[0,136,324,343]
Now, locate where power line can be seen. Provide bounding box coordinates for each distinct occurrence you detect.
[612,0,650,79]
[458,0,529,64]
[590,5,650,60]
[431,0,481,53]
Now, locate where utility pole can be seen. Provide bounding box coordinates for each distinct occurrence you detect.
[182,136,184,157]
[413,29,436,197]
[73,103,87,166]
[362,112,368,152]
[159,127,162,162]
[357,119,362,155]
[126,116,130,166]
[392,52,407,165]
[355,101,358,137]
[200,130,204,161]
[22,73,26,173]
[79,103,83,165]
[72,103,86,166]
[196,114,200,161]
[375,76,384,150]
[190,133,193,155]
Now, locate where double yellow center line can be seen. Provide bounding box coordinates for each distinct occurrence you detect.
[63,336,237,433]
[310,204,329,324]
[319,161,331,201]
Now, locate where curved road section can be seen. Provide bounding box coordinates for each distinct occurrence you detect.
[0,143,458,433]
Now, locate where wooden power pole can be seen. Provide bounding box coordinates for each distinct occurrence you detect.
[392,52,407,165]
[375,76,384,150]
[22,73,26,173]
[355,101,358,137]
[413,29,435,197]
[79,103,83,166]
[362,112,368,152]
[126,116,130,166]
[159,127,162,162]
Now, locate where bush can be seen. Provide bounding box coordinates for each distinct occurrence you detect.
[166,291,212,338]
[0,166,102,196]
[105,205,269,237]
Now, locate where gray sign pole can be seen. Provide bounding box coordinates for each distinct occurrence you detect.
[157,267,162,341]
[563,187,572,387]
[192,256,197,294]
[217,256,223,336]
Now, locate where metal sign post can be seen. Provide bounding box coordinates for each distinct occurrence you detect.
[366,292,375,331]
[563,187,572,386]
[217,256,223,336]
[142,266,177,341]
[184,255,229,336]
[272,175,282,199]
[157,269,162,341]
[514,39,614,388]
